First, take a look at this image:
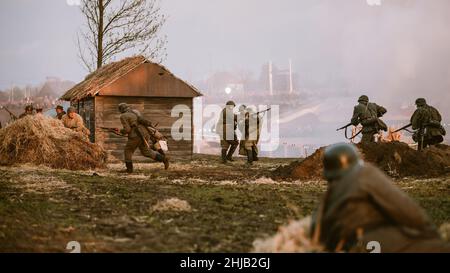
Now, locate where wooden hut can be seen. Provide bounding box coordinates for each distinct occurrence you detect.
[60,55,202,161]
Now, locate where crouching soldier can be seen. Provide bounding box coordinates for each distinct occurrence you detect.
[61,106,91,138]
[238,106,261,165]
[55,105,66,120]
[19,105,34,119]
[410,98,445,150]
[311,143,450,252]
[350,95,387,143]
[216,101,239,163]
[117,103,169,173]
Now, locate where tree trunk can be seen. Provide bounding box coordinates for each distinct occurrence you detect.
[97,0,104,70]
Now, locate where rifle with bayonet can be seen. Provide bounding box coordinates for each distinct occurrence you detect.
[0,106,18,121]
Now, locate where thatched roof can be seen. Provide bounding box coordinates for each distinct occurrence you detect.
[60,56,202,101]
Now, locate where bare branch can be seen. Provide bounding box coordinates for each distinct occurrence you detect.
[77,0,167,71]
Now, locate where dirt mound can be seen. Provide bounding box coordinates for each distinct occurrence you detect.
[272,148,325,180]
[274,142,450,179]
[0,115,107,170]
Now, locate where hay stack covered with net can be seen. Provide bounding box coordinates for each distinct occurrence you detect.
[0,115,107,170]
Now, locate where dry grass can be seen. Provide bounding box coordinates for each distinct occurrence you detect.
[252,216,324,253]
[0,115,107,170]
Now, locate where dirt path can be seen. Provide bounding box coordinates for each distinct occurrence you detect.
[0,155,449,252]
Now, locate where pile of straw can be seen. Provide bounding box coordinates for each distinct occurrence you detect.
[152,198,192,212]
[0,115,107,170]
[252,216,324,253]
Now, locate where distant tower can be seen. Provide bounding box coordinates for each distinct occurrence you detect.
[269,61,273,96]
[289,59,293,94]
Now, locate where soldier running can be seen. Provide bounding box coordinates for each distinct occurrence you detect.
[410,98,445,150]
[117,103,169,173]
[350,95,387,143]
[216,101,239,164]
[311,143,450,252]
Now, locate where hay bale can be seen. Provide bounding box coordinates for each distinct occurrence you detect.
[0,115,107,170]
[252,216,324,253]
[152,198,192,212]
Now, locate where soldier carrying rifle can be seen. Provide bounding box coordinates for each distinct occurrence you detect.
[347,95,387,143]
[409,98,445,150]
[115,103,169,173]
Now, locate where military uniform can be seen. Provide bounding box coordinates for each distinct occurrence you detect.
[350,96,387,143]
[19,105,33,119]
[410,98,445,150]
[61,113,90,137]
[119,106,168,172]
[312,144,450,253]
[238,108,261,164]
[56,111,66,120]
[216,102,239,163]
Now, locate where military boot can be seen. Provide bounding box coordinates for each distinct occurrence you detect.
[125,162,133,174]
[252,147,259,161]
[226,145,238,162]
[163,155,170,170]
[246,150,254,165]
[221,149,228,164]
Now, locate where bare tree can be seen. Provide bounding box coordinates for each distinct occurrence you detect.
[77,0,167,72]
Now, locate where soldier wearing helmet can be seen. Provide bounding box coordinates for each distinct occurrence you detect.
[350,95,387,143]
[61,106,91,138]
[215,101,239,163]
[18,105,34,119]
[311,143,450,252]
[410,98,445,150]
[237,105,261,165]
[117,102,169,173]
[55,105,66,120]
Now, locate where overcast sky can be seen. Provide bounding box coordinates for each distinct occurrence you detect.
[1,0,450,108]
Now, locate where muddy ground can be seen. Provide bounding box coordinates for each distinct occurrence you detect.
[0,155,449,252]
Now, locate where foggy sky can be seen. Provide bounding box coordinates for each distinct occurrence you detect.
[0,0,449,111]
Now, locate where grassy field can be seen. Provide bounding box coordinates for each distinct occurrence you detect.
[0,155,449,252]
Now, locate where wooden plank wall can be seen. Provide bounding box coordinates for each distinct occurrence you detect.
[95,96,193,162]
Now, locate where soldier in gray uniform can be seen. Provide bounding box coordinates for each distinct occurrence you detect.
[311,143,450,252]
[350,95,387,143]
[118,103,169,173]
[410,98,445,150]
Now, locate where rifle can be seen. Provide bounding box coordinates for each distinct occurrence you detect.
[336,123,352,131]
[0,106,18,121]
[255,108,271,116]
[336,122,363,140]
[393,123,412,133]
[99,127,126,137]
